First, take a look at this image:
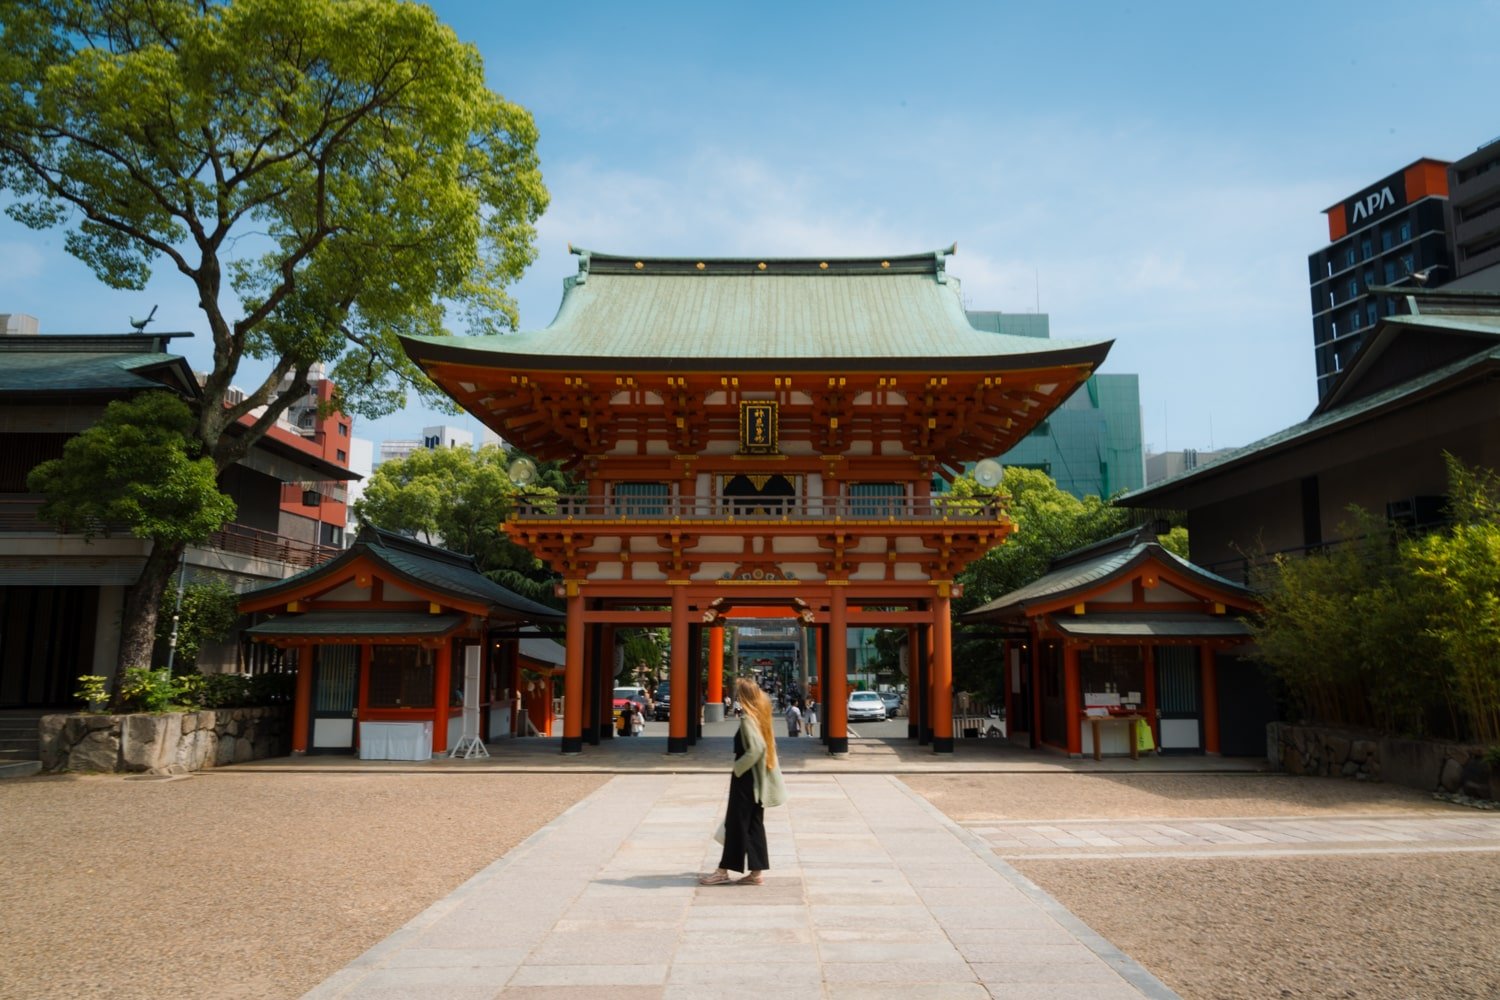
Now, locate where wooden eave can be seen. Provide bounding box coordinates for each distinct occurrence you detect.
[238,553,490,617]
[421,361,1096,465]
[1018,555,1260,621]
[505,519,1012,583]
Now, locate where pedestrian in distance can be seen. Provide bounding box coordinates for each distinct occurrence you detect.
[631,703,645,736]
[700,677,786,886]
[785,699,802,738]
[805,699,818,737]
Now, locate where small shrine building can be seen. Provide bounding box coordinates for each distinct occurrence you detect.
[239,526,563,756]
[961,525,1261,757]
[399,247,1112,754]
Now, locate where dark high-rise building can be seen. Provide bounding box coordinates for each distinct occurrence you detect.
[1308,158,1452,399]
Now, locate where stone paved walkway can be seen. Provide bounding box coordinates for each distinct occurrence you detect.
[306,774,1180,1000]
[964,813,1500,859]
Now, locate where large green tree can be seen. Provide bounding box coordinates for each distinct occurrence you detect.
[353,446,568,604]
[0,0,547,699]
[949,468,1133,701]
[27,391,236,544]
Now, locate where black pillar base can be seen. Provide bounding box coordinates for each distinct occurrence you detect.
[932,736,954,753]
[561,736,583,755]
[827,736,848,754]
[920,726,933,745]
[908,723,920,740]
[667,736,689,754]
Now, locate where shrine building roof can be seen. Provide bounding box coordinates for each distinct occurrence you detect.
[400,246,1112,373]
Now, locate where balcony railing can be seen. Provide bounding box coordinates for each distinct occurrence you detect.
[1,494,340,570]
[510,495,1005,523]
[280,481,349,506]
[206,522,342,569]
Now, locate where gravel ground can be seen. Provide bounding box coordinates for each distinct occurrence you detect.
[902,771,1460,820]
[1013,854,1500,1000]
[906,772,1499,1000]
[0,770,606,1000]
[6,767,1492,1000]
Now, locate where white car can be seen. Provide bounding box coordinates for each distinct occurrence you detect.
[847,690,888,722]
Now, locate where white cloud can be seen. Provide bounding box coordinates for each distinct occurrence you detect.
[492,118,1341,452]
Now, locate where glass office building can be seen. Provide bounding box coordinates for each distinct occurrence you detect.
[964,311,1144,499]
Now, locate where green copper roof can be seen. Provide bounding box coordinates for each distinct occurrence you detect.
[243,611,466,638]
[962,525,1253,622]
[400,247,1111,372]
[0,350,197,395]
[0,332,199,396]
[243,525,564,624]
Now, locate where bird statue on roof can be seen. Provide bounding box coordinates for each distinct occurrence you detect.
[1406,265,1447,286]
[129,304,158,331]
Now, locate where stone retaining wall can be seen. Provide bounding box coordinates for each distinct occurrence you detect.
[1269,722,1496,799]
[39,707,289,774]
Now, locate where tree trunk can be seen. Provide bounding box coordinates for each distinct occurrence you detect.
[111,539,188,710]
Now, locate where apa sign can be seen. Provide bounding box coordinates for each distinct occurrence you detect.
[1351,188,1395,223]
[1344,172,1407,231]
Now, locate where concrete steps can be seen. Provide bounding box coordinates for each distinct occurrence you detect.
[0,710,48,765]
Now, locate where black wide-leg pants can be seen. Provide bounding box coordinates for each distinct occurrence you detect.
[717,768,768,873]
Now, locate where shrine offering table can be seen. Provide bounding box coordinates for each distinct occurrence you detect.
[1086,714,1148,761]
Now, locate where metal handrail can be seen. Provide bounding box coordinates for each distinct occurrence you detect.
[0,495,339,570]
[509,495,1004,522]
[206,522,342,569]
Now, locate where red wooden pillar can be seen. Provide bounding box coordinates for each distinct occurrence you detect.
[812,628,823,703]
[292,644,313,754]
[707,625,725,706]
[827,587,848,753]
[932,587,954,753]
[1201,644,1220,754]
[562,588,584,754]
[432,640,452,755]
[668,584,689,754]
[1063,643,1082,756]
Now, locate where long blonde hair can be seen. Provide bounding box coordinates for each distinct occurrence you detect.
[735,677,776,771]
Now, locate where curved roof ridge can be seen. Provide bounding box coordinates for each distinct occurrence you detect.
[569,244,956,274]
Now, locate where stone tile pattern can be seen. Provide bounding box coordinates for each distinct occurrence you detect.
[964,814,1500,859]
[305,774,1176,999]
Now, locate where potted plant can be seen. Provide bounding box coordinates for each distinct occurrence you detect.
[75,675,109,713]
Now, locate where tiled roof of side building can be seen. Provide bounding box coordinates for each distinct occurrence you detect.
[244,524,565,624]
[0,350,199,396]
[962,525,1253,621]
[1123,294,1500,507]
[1119,342,1500,507]
[399,247,1112,372]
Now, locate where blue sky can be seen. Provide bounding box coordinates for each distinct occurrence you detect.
[3,0,1497,456]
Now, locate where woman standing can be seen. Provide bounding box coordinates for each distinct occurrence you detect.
[700,677,786,886]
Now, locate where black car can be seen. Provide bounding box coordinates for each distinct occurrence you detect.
[652,692,671,721]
